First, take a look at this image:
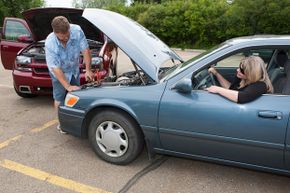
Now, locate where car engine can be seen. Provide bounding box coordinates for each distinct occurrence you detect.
[81,70,152,89]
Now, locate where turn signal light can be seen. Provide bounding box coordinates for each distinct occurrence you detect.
[65,93,79,107]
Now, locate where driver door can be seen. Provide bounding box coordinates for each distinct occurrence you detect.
[158,52,288,170]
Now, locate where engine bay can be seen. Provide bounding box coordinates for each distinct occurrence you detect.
[81,70,153,89]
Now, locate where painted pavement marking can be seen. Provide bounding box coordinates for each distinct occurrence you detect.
[0,119,58,150]
[0,159,111,193]
[0,135,22,150]
[30,119,58,133]
[0,119,111,192]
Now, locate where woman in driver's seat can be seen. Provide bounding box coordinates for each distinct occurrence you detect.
[206,56,273,103]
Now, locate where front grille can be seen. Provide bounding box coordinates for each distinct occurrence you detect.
[34,68,49,74]
[35,58,46,63]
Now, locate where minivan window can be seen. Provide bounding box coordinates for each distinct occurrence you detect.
[4,20,30,41]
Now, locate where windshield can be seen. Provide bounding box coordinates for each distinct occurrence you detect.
[160,43,230,81]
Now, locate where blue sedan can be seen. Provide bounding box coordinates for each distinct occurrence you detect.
[59,8,290,175]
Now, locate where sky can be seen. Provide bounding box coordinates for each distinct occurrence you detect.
[45,0,74,8]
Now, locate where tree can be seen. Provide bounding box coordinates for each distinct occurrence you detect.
[72,0,126,8]
[133,0,161,3]
[222,0,290,36]
[0,0,44,26]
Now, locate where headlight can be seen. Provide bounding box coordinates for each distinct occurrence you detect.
[16,55,32,64]
[15,56,32,72]
[64,93,79,107]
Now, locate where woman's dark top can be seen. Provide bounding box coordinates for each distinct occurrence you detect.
[229,77,267,104]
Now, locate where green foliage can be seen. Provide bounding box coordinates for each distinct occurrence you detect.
[72,0,126,8]
[228,0,290,35]
[133,0,161,3]
[1,0,289,48]
[0,0,44,26]
[109,0,290,49]
[108,3,150,21]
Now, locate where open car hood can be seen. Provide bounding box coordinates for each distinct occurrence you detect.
[83,8,183,82]
[22,8,103,43]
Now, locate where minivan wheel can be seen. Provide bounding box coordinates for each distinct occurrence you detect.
[88,110,144,165]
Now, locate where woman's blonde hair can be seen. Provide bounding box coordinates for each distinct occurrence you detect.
[240,56,273,93]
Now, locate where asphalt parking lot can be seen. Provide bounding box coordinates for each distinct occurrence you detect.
[1,50,290,193]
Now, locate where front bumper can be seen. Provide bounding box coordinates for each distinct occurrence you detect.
[13,69,107,95]
[58,106,86,137]
[13,70,52,95]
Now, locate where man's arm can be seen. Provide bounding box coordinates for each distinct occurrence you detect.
[45,39,80,92]
[52,67,80,92]
[82,48,94,81]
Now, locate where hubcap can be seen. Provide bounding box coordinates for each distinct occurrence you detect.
[95,121,128,157]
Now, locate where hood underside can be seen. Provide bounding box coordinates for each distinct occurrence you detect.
[22,8,103,43]
[23,8,182,82]
[83,8,182,82]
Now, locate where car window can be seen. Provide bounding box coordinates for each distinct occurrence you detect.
[244,49,274,65]
[216,53,244,68]
[4,20,30,41]
[216,49,275,68]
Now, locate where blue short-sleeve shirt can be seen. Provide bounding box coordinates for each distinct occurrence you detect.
[45,24,88,82]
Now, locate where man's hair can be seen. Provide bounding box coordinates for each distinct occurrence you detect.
[51,16,70,33]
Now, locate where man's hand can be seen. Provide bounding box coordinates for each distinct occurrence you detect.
[66,85,81,92]
[85,70,95,82]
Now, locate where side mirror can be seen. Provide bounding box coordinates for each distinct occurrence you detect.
[17,35,33,43]
[171,78,192,93]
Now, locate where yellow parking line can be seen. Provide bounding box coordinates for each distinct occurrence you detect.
[0,119,58,150]
[30,119,58,133]
[0,159,111,193]
[0,135,22,150]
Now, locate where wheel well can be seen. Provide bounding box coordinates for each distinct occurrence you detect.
[83,106,144,139]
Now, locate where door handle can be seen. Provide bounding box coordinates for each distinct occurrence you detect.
[258,111,283,120]
[2,45,8,48]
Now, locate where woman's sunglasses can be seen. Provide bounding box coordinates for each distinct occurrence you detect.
[239,63,245,74]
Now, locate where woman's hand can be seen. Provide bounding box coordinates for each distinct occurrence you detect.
[208,67,217,76]
[205,85,220,93]
[205,85,238,103]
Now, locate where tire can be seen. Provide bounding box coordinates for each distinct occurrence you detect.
[14,86,37,98]
[88,110,144,165]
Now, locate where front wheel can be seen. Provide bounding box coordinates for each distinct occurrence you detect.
[88,110,144,165]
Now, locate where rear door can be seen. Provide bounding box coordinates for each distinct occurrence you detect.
[1,18,32,70]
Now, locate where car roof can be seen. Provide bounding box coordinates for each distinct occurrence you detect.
[225,35,290,47]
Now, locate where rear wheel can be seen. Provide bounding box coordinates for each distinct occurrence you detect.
[88,110,144,165]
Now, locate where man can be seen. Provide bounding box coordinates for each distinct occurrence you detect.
[45,16,94,133]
